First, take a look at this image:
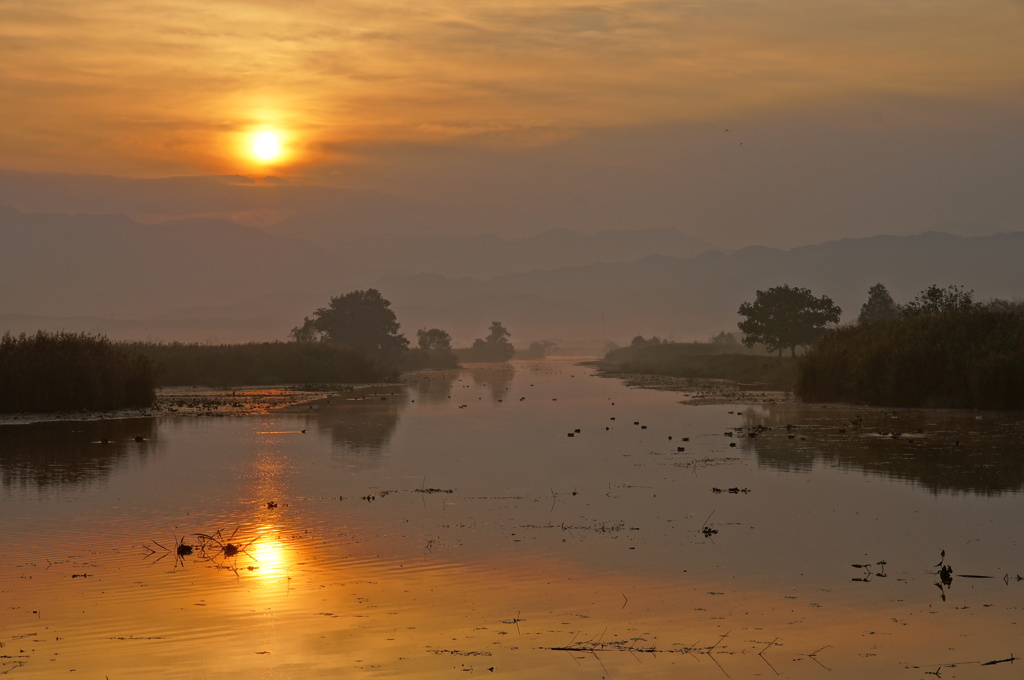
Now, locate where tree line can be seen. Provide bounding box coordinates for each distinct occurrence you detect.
[734,282,1024,409]
[0,288,556,413]
[290,288,554,368]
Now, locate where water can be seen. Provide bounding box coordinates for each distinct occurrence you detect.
[2,360,1022,678]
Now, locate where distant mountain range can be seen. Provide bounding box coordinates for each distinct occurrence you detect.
[1,204,1022,345]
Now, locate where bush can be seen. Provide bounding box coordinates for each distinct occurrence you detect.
[797,311,1024,409]
[0,331,156,412]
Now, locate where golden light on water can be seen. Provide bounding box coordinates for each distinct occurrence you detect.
[248,529,290,578]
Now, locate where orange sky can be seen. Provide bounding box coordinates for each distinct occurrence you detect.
[4,0,1023,179]
[2,1,1023,250]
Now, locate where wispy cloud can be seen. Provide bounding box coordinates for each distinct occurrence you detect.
[2,0,1022,176]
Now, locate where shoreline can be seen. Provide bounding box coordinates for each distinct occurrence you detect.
[594,369,796,406]
[0,382,400,427]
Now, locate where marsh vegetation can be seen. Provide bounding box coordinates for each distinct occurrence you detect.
[798,309,1024,408]
[130,340,387,387]
[0,331,156,412]
[600,340,797,388]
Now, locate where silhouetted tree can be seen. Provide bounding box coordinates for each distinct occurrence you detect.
[710,331,739,345]
[290,289,409,362]
[987,297,1024,315]
[857,283,900,324]
[405,327,458,370]
[902,284,980,317]
[465,321,515,362]
[738,285,841,357]
[517,340,557,359]
[631,335,666,347]
[417,328,452,351]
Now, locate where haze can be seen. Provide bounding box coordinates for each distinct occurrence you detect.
[2,0,1023,344]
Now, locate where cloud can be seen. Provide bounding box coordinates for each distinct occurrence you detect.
[2,0,1022,178]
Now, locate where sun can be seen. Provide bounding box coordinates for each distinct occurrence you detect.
[251,130,283,163]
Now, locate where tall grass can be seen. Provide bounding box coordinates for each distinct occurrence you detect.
[0,331,156,412]
[797,311,1024,409]
[601,342,797,387]
[126,341,387,387]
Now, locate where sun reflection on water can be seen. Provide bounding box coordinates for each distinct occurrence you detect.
[247,526,291,579]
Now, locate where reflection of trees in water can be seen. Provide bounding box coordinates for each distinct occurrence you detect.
[405,371,458,401]
[742,406,1024,496]
[467,364,516,402]
[0,418,158,488]
[314,387,407,470]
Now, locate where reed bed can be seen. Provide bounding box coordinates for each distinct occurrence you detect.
[601,342,797,387]
[797,311,1024,409]
[127,341,387,387]
[0,331,156,412]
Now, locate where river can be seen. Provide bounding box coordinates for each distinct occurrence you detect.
[1,359,1021,678]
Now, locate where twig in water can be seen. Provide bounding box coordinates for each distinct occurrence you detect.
[706,648,731,678]
[758,650,781,676]
[701,510,718,537]
[802,644,832,670]
[707,630,730,652]
[759,636,779,656]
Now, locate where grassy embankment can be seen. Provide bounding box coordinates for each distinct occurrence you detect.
[600,342,797,388]
[797,310,1024,409]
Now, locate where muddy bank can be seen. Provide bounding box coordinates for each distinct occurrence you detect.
[595,369,796,405]
[0,383,400,426]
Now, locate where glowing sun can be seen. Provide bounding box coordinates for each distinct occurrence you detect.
[251,131,283,163]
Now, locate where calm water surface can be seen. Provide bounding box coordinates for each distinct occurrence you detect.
[2,359,1022,679]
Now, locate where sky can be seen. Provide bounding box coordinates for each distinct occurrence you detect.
[3,0,1024,248]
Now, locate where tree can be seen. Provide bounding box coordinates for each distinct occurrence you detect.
[631,335,666,347]
[467,321,515,362]
[737,285,842,357]
[857,283,900,324]
[517,340,557,359]
[709,331,739,345]
[486,321,511,347]
[417,328,452,351]
[290,289,409,361]
[987,297,1024,315]
[405,327,458,370]
[902,284,980,317]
